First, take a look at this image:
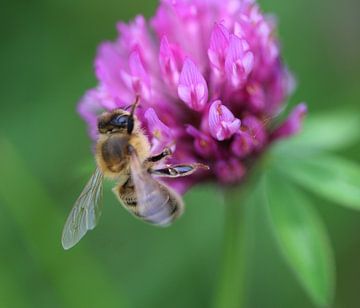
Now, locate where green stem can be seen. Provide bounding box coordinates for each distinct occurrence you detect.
[213,189,247,308]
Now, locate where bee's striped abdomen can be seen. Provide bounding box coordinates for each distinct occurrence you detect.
[113,179,183,226]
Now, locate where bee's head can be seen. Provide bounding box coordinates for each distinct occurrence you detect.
[97,109,135,135]
[98,97,140,135]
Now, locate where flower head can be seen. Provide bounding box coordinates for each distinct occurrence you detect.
[79,0,306,193]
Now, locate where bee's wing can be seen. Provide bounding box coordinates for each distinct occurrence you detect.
[130,150,183,226]
[61,168,104,250]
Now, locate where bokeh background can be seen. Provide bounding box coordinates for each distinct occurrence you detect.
[1,0,360,307]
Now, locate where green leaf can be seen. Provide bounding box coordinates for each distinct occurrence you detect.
[278,155,360,210]
[272,111,360,157]
[263,171,334,307]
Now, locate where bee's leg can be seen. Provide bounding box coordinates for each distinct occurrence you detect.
[149,163,209,178]
[145,147,172,167]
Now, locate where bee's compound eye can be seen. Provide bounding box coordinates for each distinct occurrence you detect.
[110,115,128,127]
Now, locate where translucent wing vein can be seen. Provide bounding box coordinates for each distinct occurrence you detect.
[130,151,182,226]
[61,168,104,250]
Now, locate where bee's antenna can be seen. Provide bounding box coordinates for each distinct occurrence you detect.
[127,96,140,134]
[130,95,140,117]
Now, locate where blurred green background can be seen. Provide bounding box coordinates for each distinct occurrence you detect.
[1,0,360,307]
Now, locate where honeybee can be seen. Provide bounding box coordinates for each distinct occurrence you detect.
[62,98,208,250]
